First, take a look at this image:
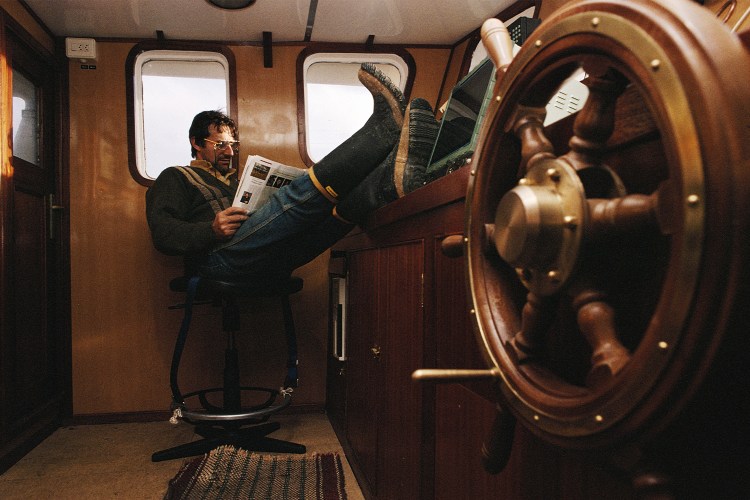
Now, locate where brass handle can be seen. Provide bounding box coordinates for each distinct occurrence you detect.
[370,345,381,358]
[412,368,501,382]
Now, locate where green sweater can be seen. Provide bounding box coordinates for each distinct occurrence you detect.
[145,161,238,264]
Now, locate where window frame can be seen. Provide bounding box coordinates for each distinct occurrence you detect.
[126,41,237,186]
[295,46,416,168]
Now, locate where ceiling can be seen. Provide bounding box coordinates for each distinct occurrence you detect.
[22,0,518,45]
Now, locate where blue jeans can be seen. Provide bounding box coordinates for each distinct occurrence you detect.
[199,173,353,279]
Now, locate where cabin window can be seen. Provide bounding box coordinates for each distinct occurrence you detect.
[130,49,231,183]
[12,70,39,166]
[301,53,409,164]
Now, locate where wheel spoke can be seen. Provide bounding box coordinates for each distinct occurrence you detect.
[508,292,559,362]
[571,288,631,388]
[511,105,555,175]
[587,192,660,239]
[565,67,628,172]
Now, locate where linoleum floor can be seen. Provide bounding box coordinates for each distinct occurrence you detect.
[0,412,363,499]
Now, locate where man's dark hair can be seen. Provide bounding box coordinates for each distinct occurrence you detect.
[189,110,238,158]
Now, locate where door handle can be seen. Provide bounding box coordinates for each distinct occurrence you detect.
[48,194,64,240]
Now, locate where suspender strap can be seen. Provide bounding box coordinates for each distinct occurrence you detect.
[174,166,230,215]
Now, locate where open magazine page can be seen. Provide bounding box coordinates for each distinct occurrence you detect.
[233,155,305,213]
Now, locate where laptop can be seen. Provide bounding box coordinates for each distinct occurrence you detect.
[425,57,496,180]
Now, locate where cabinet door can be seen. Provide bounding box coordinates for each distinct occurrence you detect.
[345,242,425,499]
[377,242,424,500]
[345,249,382,496]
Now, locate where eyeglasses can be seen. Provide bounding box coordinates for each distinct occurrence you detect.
[204,138,240,153]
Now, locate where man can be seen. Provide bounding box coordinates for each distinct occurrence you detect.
[146,64,438,279]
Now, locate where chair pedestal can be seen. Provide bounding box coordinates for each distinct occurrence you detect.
[151,276,306,462]
[152,421,305,462]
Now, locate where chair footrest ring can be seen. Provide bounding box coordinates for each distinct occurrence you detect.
[175,387,293,424]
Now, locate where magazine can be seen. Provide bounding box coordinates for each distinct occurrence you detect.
[232,155,305,212]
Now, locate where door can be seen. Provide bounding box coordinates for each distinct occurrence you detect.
[0,22,69,472]
[345,249,382,496]
[344,243,424,500]
[376,242,424,500]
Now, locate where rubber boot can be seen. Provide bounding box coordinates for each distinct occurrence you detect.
[394,98,440,195]
[309,63,406,202]
[333,98,439,225]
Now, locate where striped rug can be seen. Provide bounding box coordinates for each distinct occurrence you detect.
[164,446,348,500]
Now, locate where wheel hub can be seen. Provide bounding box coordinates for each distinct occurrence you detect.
[494,158,586,296]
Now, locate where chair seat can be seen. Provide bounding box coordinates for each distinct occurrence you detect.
[169,275,304,298]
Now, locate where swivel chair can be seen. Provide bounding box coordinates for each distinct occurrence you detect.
[151,275,307,462]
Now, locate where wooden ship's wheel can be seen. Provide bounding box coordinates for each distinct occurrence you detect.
[462,0,750,494]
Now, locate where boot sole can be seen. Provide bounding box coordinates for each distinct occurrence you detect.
[393,101,413,197]
[358,64,405,130]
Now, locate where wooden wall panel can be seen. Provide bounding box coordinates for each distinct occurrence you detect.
[68,42,330,416]
[234,45,305,167]
[68,42,180,416]
[437,40,470,112]
[403,47,451,112]
[67,41,450,417]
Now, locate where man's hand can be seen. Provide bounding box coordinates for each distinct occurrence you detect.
[212,207,249,239]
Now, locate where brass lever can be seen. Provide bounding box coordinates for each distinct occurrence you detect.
[412,368,501,382]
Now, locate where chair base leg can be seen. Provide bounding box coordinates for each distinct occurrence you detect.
[151,421,307,462]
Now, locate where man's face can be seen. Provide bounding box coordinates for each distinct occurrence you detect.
[192,124,237,174]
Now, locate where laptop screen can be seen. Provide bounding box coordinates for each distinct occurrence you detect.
[426,58,496,177]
